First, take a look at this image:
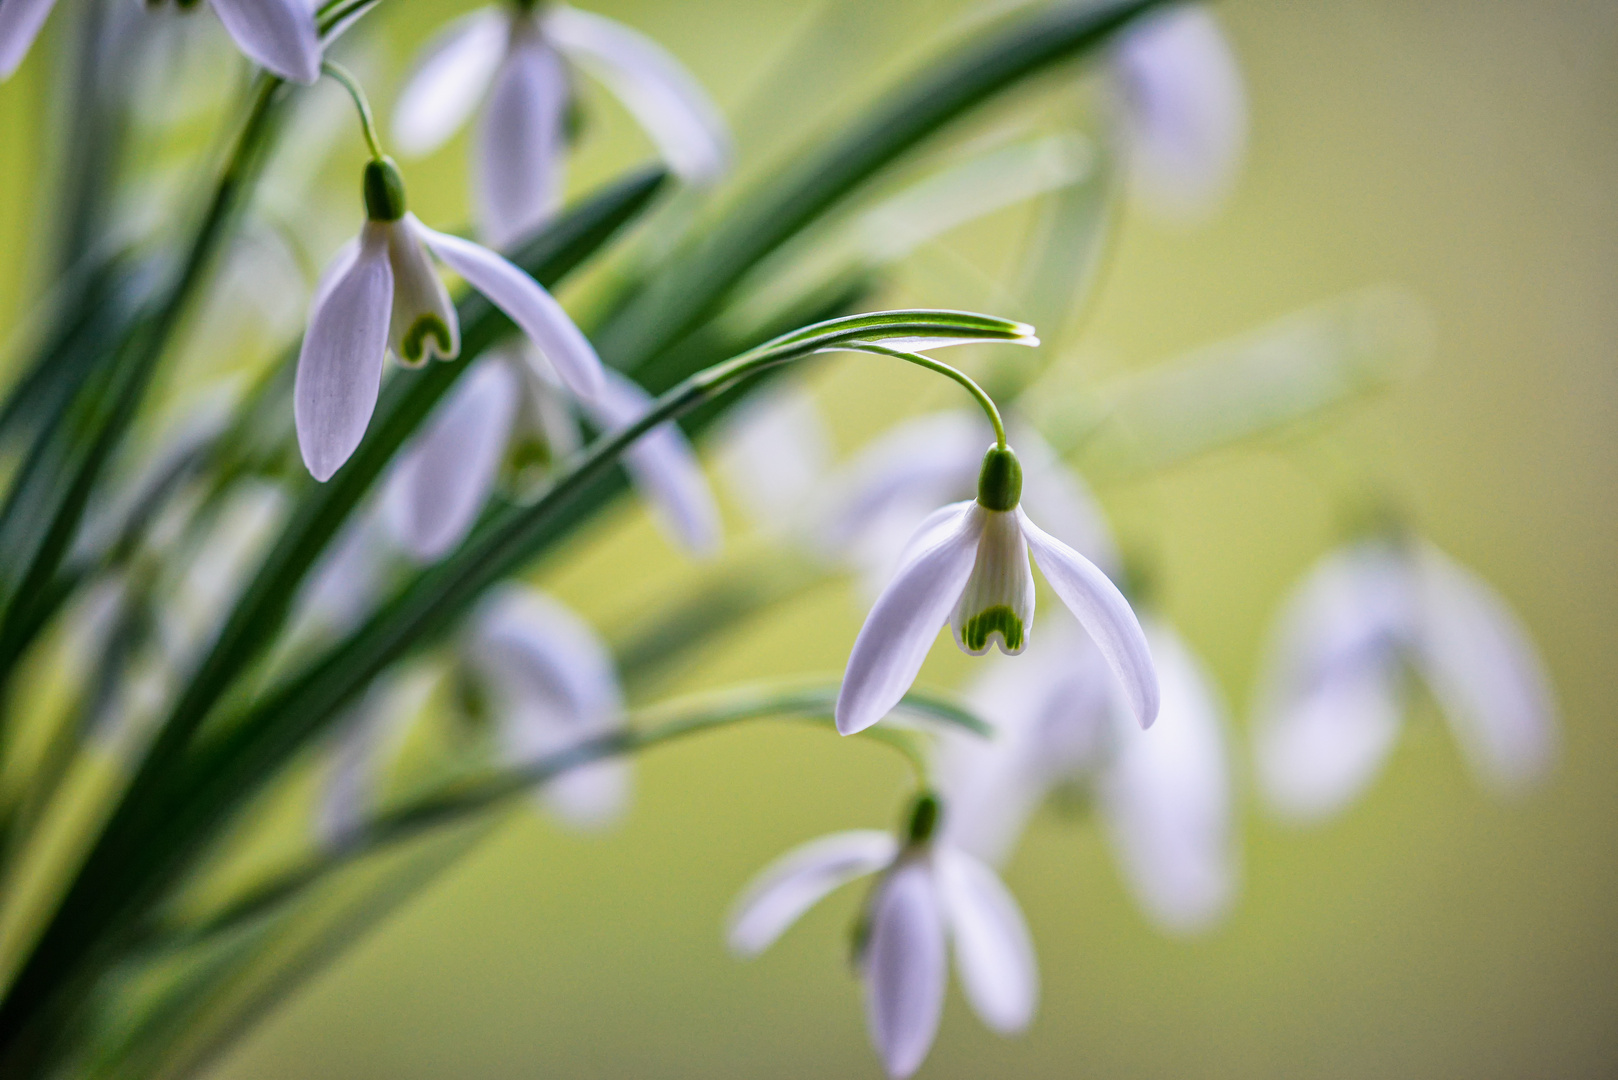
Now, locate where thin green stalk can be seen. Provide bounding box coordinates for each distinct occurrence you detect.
[318,62,386,161]
[848,342,1008,447]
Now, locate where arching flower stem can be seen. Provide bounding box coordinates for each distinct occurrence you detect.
[848,343,1008,450]
[321,60,388,162]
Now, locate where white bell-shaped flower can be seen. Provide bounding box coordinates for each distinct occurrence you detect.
[1253,536,1558,822]
[835,444,1158,737]
[1112,3,1247,223]
[728,797,1037,1079]
[392,3,731,247]
[468,585,629,828]
[294,157,602,482]
[382,344,721,562]
[938,611,1237,933]
[0,0,322,83]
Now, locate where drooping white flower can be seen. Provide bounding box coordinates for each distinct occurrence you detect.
[939,611,1236,933]
[1111,3,1247,223]
[835,444,1157,737]
[294,157,602,482]
[392,3,730,247]
[1252,536,1558,822]
[0,0,322,83]
[382,344,721,562]
[468,584,628,828]
[714,383,832,531]
[317,667,439,847]
[728,798,1037,1078]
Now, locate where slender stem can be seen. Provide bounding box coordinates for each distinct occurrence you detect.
[144,685,980,951]
[848,342,1008,447]
[320,62,385,161]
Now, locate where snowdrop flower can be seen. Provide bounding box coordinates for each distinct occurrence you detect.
[294,157,603,481]
[384,345,720,561]
[393,2,730,247]
[835,443,1158,737]
[0,0,322,83]
[939,612,1236,933]
[1252,535,1558,822]
[728,795,1037,1078]
[1112,3,1247,223]
[715,383,832,531]
[467,585,629,828]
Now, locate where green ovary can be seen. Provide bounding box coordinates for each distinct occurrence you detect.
[400,315,453,364]
[961,604,1024,653]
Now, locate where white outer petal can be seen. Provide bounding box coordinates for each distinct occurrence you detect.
[0,0,59,79]
[391,7,507,155]
[384,358,520,561]
[1020,509,1159,728]
[1412,543,1558,790]
[476,33,570,249]
[1012,421,1120,578]
[543,4,731,182]
[582,369,721,556]
[295,225,394,481]
[473,586,627,828]
[835,503,982,735]
[209,0,322,84]
[1113,4,1247,222]
[936,848,1038,1033]
[726,830,898,957]
[413,220,605,400]
[1250,542,1415,820]
[864,860,947,1079]
[1099,620,1236,933]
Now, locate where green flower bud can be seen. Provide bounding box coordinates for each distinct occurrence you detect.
[363,157,408,222]
[975,445,1022,512]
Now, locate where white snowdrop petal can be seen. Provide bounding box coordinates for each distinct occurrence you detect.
[937,849,1038,1033]
[1114,4,1247,222]
[1255,658,1404,821]
[414,221,605,400]
[384,358,520,561]
[865,860,948,1079]
[474,586,623,739]
[209,0,322,85]
[1012,422,1120,578]
[389,216,460,365]
[1099,620,1236,933]
[835,504,982,736]
[392,7,507,155]
[536,738,631,829]
[1020,510,1160,728]
[0,0,59,79]
[1413,544,1558,790]
[544,4,731,182]
[582,368,721,556]
[726,830,899,957]
[476,33,570,249]
[295,225,394,481]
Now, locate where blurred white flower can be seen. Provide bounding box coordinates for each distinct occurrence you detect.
[1112,3,1247,223]
[383,345,721,562]
[317,666,439,847]
[728,806,1037,1078]
[939,612,1237,933]
[714,383,832,531]
[294,160,602,481]
[392,3,731,247]
[0,0,322,83]
[836,446,1157,737]
[1252,536,1558,822]
[469,584,629,829]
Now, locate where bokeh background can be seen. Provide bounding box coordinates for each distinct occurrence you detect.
[2,1,1615,1077]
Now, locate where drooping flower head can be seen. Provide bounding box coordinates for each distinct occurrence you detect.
[0,0,322,83]
[728,794,1037,1078]
[835,442,1159,737]
[1252,533,1558,821]
[294,156,603,481]
[393,2,731,247]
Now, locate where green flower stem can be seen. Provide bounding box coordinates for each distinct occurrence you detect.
[320,61,386,162]
[847,342,1008,448]
[143,685,984,952]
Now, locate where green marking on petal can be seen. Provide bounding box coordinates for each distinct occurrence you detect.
[400,315,454,365]
[961,604,1024,653]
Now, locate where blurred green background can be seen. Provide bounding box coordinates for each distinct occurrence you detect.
[4,1,1616,1077]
